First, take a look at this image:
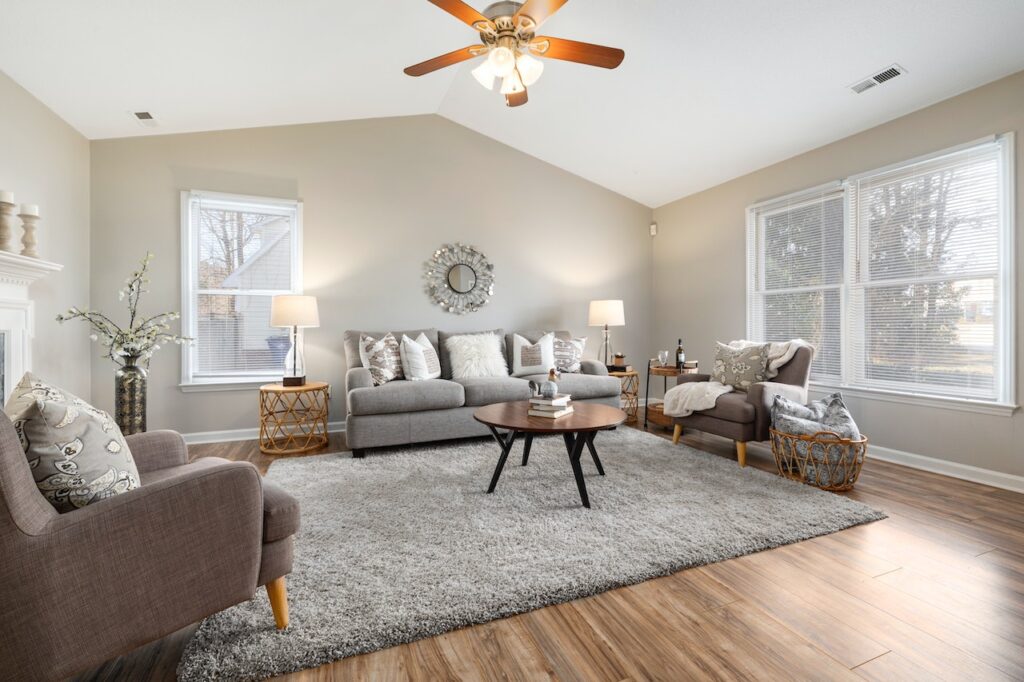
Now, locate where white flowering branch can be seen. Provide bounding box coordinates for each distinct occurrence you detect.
[57,252,193,368]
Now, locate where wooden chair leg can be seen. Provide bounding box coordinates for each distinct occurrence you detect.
[266,576,289,629]
[736,441,747,468]
[672,424,682,445]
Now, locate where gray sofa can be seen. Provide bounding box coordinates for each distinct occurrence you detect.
[343,328,621,456]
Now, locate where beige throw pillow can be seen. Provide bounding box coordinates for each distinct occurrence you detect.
[360,333,405,386]
[511,333,555,377]
[399,333,441,381]
[4,372,140,513]
[711,342,770,390]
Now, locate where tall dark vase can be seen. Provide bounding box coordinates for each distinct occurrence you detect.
[115,355,147,435]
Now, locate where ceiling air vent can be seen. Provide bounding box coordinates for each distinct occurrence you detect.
[850,64,906,94]
[134,111,154,120]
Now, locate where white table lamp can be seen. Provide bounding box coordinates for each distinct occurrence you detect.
[271,295,320,386]
[588,299,625,366]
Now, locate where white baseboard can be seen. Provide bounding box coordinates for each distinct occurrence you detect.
[867,443,1024,494]
[183,420,346,445]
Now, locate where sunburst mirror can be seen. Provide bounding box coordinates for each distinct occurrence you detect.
[424,243,495,315]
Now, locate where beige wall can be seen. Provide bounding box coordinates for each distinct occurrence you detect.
[0,70,91,397]
[653,70,1024,477]
[90,115,653,434]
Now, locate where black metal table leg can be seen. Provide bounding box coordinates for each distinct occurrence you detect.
[486,426,518,493]
[585,431,605,475]
[521,433,533,466]
[562,432,575,453]
[644,359,652,428]
[566,430,591,508]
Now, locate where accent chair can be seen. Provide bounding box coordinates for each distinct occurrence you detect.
[0,415,300,681]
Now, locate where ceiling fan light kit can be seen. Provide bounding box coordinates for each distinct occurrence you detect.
[404,0,624,107]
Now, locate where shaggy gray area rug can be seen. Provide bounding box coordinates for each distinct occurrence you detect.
[177,427,884,680]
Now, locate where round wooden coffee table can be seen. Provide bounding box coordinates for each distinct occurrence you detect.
[473,401,627,508]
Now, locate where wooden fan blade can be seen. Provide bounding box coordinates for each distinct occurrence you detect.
[505,88,528,107]
[404,46,484,77]
[514,0,569,30]
[530,36,624,69]
[428,0,496,33]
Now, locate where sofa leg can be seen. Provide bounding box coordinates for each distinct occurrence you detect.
[352,449,365,458]
[672,424,682,445]
[736,441,747,468]
[266,576,289,629]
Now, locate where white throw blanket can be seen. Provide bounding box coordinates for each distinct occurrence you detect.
[661,339,815,418]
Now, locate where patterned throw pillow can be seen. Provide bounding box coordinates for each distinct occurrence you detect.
[360,333,404,386]
[4,372,140,513]
[511,333,555,377]
[399,333,441,381]
[711,342,770,390]
[552,337,586,373]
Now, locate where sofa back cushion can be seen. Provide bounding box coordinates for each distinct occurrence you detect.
[438,329,505,379]
[344,329,438,368]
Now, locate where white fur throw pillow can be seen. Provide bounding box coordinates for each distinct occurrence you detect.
[399,333,441,381]
[446,333,508,379]
[511,332,555,377]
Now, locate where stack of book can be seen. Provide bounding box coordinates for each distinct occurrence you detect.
[528,393,573,418]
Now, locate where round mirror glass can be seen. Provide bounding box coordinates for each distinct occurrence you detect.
[447,264,477,293]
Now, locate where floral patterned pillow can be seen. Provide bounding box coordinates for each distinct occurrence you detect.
[359,333,405,386]
[4,372,140,513]
[711,342,770,390]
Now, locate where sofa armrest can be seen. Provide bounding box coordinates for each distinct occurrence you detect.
[747,381,809,441]
[676,373,712,385]
[346,367,373,393]
[579,360,608,376]
[125,429,188,474]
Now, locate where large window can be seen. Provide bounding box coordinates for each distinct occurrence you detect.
[748,135,1014,408]
[181,191,302,387]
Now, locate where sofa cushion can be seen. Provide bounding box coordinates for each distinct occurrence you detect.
[344,329,438,368]
[455,376,533,407]
[348,379,464,416]
[522,372,620,401]
[439,329,505,379]
[699,392,755,424]
[261,479,300,543]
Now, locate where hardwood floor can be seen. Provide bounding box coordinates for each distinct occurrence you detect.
[77,424,1024,681]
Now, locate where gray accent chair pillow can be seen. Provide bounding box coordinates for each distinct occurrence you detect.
[711,342,770,390]
[4,372,140,513]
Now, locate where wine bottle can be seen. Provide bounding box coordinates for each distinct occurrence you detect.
[676,339,685,370]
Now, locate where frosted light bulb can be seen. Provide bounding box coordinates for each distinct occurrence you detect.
[487,46,516,78]
[472,60,496,90]
[516,53,544,86]
[500,70,525,95]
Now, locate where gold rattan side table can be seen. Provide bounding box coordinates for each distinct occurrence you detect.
[608,370,639,423]
[259,381,330,455]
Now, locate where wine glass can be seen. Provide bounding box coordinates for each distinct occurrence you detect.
[657,350,670,367]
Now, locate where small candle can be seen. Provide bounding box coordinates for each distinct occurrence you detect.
[19,204,39,217]
[0,191,13,204]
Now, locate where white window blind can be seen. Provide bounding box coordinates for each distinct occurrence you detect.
[746,135,1014,408]
[747,185,845,382]
[181,191,302,385]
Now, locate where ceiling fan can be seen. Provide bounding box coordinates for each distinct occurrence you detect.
[404,0,625,107]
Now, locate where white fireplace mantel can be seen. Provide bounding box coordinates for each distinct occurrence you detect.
[0,251,63,400]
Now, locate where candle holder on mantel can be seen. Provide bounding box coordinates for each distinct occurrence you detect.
[0,196,16,253]
[18,205,39,258]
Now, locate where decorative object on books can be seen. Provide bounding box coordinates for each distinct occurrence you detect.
[56,253,191,435]
[0,191,17,252]
[473,401,626,508]
[259,381,330,455]
[403,0,624,109]
[588,299,625,366]
[18,204,39,258]
[424,243,494,315]
[174,428,885,681]
[538,367,559,398]
[511,332,554,377]
[608,369,639,423]
[359,332,405,386]
[552,336,585,373]
[613,352,626,366]
[445,332,508,379]
[4,372,140,512]
[399,333,441,381]
[271,295,320,387]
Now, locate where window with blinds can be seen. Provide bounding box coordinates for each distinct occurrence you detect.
[747,135,1014,406]
[181,191,302,385]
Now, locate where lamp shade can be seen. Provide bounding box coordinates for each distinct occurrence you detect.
[271,295,319,328]
[588,299,625,327]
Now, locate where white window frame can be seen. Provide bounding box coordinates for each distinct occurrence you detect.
[746,134,1016,417]
[179,190,303,391]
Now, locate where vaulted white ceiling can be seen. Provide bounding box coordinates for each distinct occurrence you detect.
[2,1,1023,207]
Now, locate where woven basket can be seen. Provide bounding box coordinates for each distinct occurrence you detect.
[769,429,868,491]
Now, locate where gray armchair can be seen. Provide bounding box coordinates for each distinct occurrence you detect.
[0,415,299,681]
[670,346,813,467]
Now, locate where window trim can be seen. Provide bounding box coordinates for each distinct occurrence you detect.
[746,134,1017,415]
[179,190,304,390]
